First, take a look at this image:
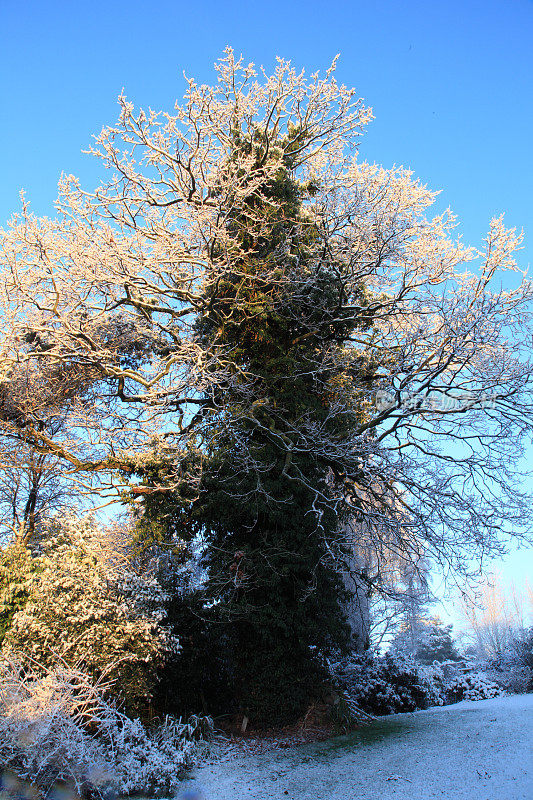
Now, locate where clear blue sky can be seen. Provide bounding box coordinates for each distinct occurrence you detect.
[1,0,532,606]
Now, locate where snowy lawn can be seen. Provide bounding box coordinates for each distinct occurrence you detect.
[179,693,532,800]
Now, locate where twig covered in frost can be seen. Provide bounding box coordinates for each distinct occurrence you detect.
[0,656,211,797]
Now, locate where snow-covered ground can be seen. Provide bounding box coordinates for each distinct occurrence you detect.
[179,694,533,800]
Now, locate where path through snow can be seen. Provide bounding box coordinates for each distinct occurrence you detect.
[180,693,533,800]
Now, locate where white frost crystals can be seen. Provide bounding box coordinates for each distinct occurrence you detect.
[0,658,204,797]
[0,50,531,583]
[0,512,178,713]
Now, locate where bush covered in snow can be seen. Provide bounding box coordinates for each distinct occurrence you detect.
[508,627,533,691]
[415,663,450,706]
[461,627,533,695]
[479,629,533,695]
[514,627,533,670]
[0,657,210,797]
[333,652,503,715]
[334,653,432,715]
[0,514,178,714]
[445,672,502,702]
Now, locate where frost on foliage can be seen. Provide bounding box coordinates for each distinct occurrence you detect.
[446,672,502,702]
[336,653,432,715]
[0,544,34,643]
[0,513,178,713]
[334,652,503,716]
[0,51,531,599]
[0,658,204,796]
[480,627,533,694]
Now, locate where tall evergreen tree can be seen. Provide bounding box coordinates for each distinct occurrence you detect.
[414,620,460,664]
[193,126,380,723]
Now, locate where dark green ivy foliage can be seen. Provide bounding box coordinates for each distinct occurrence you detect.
[131,126,378,726]
[198,462,351,725]
[194,127,376,725]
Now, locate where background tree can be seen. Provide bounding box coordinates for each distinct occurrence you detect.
[459,576,532,661]
[413,619,460,664]
[0,431,76,545]
[341,516,432,652]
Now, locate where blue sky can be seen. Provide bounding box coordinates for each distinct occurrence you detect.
[1,0,532,615]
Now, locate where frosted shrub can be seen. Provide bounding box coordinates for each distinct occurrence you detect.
[0,514,178,714]
[0,658,207,796]
[334,653,504,715]
[335,653,431,715]
[486,628,533,693]
[0,658,110,793]
[96,713,199,796]
[446,672,503,702]
[416,663,449,706]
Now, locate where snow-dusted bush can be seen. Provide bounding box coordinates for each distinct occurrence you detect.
[416,663,450,706]
[0,657,110,794]
[0,657,209,796]
[488,665,532,694]
[479,629,533,694]
[334,653,504,715]
[334,652,432,715]
[506,628,533,692]
[445,672,502,702]
[513,627,533,671]
[0,514,178,714]
[462,627,533,695]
